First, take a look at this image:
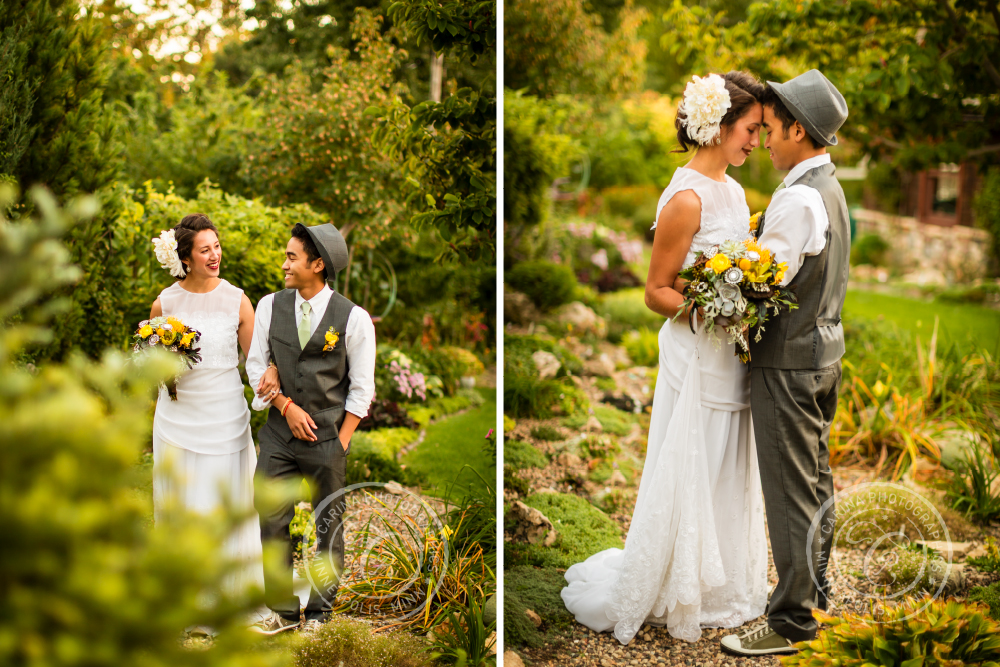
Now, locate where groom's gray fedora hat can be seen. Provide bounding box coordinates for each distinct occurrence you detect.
[303,223,349,278]
[767,69,848,147]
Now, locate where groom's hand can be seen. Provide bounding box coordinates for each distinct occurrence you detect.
[286,404,318,442]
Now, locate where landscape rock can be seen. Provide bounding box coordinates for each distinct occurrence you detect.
[483,593,497,627]
[585,415,604,432]
[509,500,558,546]
[524,608,542,628]
[504,290,540,325]
[554,301,607,337]
[583,353,616,377]
[966,544,989,560]
[532,350,561,379]
[503,651,525,667]
[937,428,980,469]
[557,452,583,467]
[916,540,974,559]
[609,469,628,486]
[383,481,404,495]
[944,562,966,594]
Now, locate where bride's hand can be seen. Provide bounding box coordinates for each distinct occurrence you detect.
[257,364,281,402]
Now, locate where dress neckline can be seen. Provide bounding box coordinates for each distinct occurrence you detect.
[173,278,227,295]
[678,166,730,184]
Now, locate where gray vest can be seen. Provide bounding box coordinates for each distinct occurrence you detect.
[749,162,850,370]
[266,289,355,444]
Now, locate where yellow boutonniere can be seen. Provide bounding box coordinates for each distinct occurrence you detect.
[749,211,762,232]
[323,326,340,353]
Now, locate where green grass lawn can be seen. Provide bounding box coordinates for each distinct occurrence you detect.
[844,289,1000,356]
[402,387,497,501]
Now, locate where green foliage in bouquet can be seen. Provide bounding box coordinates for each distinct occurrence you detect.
[507,260,578,312]
[0,185,284,667]
[781,596,1000,667]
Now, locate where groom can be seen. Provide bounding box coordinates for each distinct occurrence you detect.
[246,222,376,634]
[722,70,849,656]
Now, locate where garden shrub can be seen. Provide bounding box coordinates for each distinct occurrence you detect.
[831,483,945,551]
[596,288,664,342]
[505,440,549,470]
[503,466,530,497]
[875,546,949,595]
[622,327,659,366]
[530,425,565,441]
[0,187,282,667]
[504,374,587,419]
[505,333,583,377]
[969,581,1000,620]
[968,537,1000,572]
[356,398,419,431]
[563,404,637,436]
[578,434,620,459]
[407,345,468,396]
[504,565,576,648]
[506,260,578,312]
[588,459,639,485]
[850,232,890,267]
[935,282,1000,305]
[292,615,431,667]
[407,388,485,426]
[352,428,419,460]
[783,595,1000,666]
[517,492,623,569]
[345,429,420,486]
[975,165,1000,274]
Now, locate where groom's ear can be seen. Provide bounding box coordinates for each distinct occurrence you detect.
[313,257,326,275]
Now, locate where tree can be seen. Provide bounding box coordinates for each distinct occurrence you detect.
[664,0,1000,170]
[368,0,497,262]
[0,26,35,181]
[1,0,127,360]
[503,0,648,98]
[240,9,408,247]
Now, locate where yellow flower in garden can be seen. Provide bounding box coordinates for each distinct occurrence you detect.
[738,258,752,271]
[139,325,153,338]
[707,253,732,274]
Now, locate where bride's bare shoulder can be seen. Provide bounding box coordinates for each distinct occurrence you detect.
[656,189,701,232]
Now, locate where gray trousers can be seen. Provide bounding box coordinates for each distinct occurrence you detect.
[750,363,840,643]
[254,424,347,622]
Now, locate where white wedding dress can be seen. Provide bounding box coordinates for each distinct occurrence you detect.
[152,279,264,597]
[561,168,768,644]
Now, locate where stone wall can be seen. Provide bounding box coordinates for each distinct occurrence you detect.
[853,208,991,284]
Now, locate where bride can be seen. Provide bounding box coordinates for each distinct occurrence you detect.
[561,72,769,644]
[149,214,276,598]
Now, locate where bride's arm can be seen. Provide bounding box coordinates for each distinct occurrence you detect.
[237,293,255,358]
[149,298,162,319]
[644,190,702,320]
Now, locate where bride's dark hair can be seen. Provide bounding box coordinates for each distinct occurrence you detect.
[674,71,765,153]
[174,213,219,277]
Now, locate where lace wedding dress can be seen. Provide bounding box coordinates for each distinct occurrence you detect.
[561,168,768,644]
[152,279,264,597]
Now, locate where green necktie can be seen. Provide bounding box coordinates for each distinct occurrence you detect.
[298,301,312,349]
[774,181,787,194]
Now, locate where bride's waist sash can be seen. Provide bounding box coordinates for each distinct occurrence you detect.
[658,319,750,411]
[153,367,252,455]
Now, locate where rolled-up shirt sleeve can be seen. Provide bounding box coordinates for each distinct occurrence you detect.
[246,293,275,412]
[344,306,377,419]
[758,185,828,286]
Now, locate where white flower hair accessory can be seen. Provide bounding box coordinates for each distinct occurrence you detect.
[152,229,185,278]
[679,74,732,146]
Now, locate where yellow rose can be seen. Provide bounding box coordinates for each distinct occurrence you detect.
[139,325,153,338]
[738,258,752,271]
[707,253,732,274]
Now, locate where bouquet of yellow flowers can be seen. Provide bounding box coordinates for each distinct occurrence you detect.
[132,316,202,399]
[674,213,797,363]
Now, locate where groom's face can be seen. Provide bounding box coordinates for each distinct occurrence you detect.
[282,237,325,290]
[762,106,801,171]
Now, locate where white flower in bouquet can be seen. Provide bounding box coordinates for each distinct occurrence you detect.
[152,229,185,278]
[679,74,732,146]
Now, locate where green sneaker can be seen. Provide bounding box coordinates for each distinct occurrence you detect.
[720,621,798,656]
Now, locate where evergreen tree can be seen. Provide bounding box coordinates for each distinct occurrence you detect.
[0,26,35,182]
[0,0,125,360]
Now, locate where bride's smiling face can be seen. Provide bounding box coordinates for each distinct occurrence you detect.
[719,103,763,167]
[183,229,221,279]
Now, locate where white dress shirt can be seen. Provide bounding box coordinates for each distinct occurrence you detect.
[245,284,377,417]
[759,153,832,285]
